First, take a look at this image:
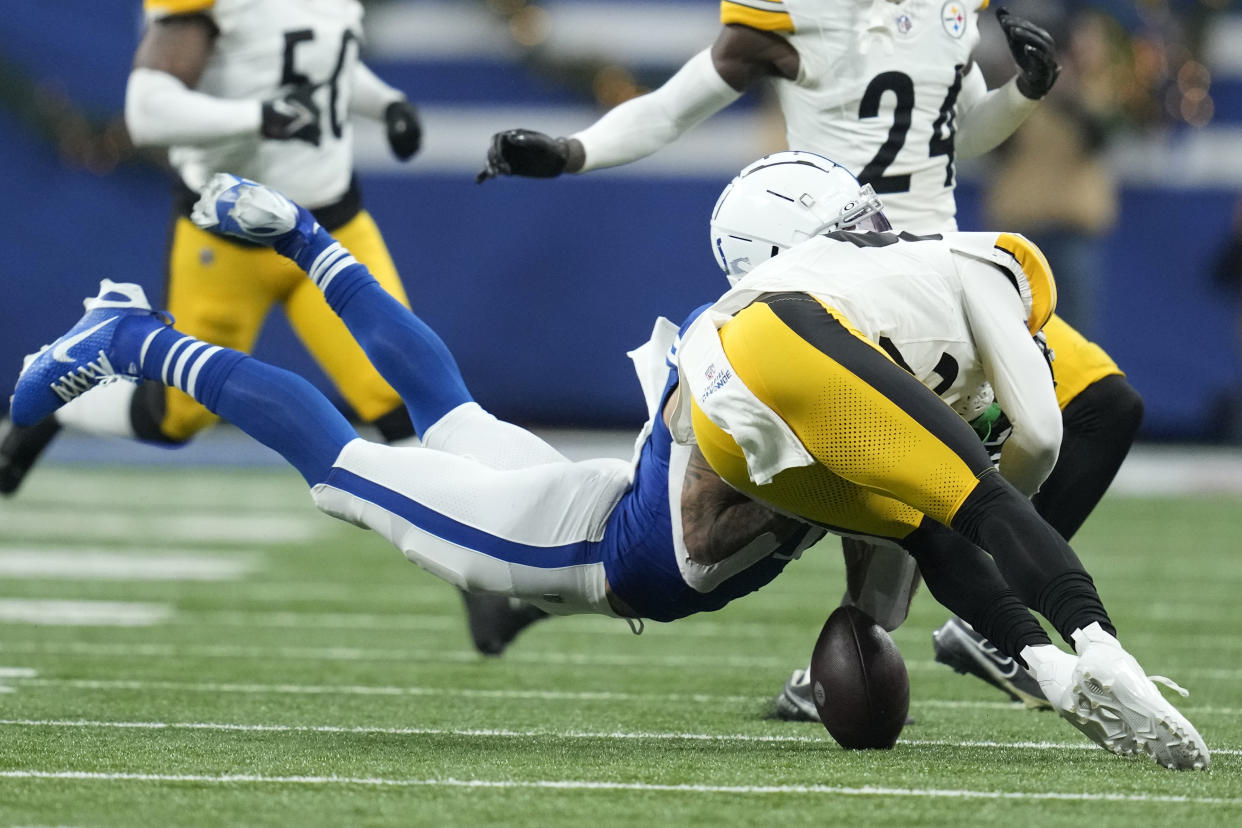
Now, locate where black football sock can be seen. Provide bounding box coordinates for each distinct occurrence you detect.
[903,519,1051,662]
[950,473,1114,645]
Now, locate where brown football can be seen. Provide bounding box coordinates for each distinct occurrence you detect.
[809,605,909,749]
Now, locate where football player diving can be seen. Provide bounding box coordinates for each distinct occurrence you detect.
[476,0,1142,718]
[9,168,1207,770]
[0,0,542,654]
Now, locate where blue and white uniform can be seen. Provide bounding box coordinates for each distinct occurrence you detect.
[310,310,823,623]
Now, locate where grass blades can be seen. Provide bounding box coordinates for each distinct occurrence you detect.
[1,464,1239,826]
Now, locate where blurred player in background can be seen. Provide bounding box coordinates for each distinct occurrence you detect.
[0,0,540,655]
[8,171,1208,770]
[478,1,1143,716]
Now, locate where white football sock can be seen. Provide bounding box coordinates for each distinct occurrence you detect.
[53,379,139,439]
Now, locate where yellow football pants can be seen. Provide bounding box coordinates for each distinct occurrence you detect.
[1042,314,1122,410]
[691,293,994,541]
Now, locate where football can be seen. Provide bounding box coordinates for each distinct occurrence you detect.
[809,605,910,749]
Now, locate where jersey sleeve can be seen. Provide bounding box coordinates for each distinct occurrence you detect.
[959,261,1062,496]
[144,0,215,20]
[720,1,794,33]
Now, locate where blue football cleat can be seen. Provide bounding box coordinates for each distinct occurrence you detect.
[191,173,318,251]
[9,280,158,427]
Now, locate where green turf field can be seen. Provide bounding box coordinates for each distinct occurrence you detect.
[1,464,1239,826]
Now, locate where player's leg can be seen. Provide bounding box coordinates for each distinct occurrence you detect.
[289,208,557,650]
[0,415,61,495]
[0,220,284,495]
[774,536,923,722]
[931,317,1138,704]
[10,281,353,488]
[204,178,558,649]
[724,295,1111,642]
[1033,316,1140,537]
[12,280,625,621]
[312,438,628,616]
[696,293,1207,767]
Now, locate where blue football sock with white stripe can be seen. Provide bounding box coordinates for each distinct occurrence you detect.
[279,223,473,436]
[111,317,356,485]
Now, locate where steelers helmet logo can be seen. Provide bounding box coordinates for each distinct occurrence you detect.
[941,2,966,38]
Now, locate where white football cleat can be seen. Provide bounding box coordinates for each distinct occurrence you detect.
[1069,623,1209,771]
[1023,642,1138,758]
[190,173,310,245]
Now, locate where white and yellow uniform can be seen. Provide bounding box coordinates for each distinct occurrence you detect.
[726,0,990,230]
[144,0,363,206]
[672,229,1062,539]
[127,0,411,439]
[720,0,1122,401]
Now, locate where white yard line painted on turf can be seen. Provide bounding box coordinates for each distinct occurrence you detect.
[0,600,169,626]
[0,549,256,581]
[8,678,1240,718]
[0,510,321,544]
[0,667,36,677]
[0,770,1238,804]
[2,718,1238,757]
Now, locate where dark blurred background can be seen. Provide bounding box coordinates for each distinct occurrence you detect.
[2,0,1240,440]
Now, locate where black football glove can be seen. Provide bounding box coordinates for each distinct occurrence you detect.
[996,7,1060,99]
[476,129,569,183]
[261,83,321,145]
[385,99,422,161]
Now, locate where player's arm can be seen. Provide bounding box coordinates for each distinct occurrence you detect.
[661,387,805,564]
[477,23,798,181]
[960,265,1063,497]
[954,8,1059,159]
[126,12,320,147]
[349,62,422,160]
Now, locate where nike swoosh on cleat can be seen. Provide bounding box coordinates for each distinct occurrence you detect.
[963,634,1020,677]
[51,316,119,364]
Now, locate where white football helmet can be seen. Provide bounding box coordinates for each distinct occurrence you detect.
[709,151,891,285]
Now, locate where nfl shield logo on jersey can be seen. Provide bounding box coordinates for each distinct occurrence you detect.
[941,2,966,38]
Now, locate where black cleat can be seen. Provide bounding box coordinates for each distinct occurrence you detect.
[0,414,62,496]
[460,590,549,656]
[773,666,915,725]
[774,668,821,722]
[932,617,1051,709]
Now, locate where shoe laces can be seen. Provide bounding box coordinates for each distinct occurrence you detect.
[1149,675,1190,698]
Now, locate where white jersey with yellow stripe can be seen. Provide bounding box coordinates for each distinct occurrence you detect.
[720,0,989,232]
[672,228,1062,495]
[144,0,364,208]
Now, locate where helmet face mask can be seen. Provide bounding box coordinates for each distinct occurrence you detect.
[710,151,891,285]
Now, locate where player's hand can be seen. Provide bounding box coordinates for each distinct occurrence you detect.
[996,8,1059,99]
[385,99,422,161]
[261,83,322,145]
[476,129,569,183]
